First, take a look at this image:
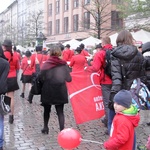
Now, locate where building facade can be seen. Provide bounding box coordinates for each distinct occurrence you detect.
[44,0,123,45]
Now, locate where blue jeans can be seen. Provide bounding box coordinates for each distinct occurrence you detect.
[108,109,116,134]
[0,114,4,147]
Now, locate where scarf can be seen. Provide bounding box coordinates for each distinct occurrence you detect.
[41,56,67,70]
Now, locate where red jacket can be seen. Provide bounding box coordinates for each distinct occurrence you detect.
[4,51,19,78]
[21,57,33,75]
[62,49,74,61]
[80,49,90,57]
[31,53,47,73]
[86,44,112,84]
[104,113,140,150]
[69,54,87,72]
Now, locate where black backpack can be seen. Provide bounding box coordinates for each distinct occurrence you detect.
[103,49,112,78]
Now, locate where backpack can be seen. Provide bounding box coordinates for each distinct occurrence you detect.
[129,78,150,110]
[103,49,112,78]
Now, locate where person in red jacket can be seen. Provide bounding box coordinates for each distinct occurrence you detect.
[104,90,140,150]
[27,46,47,104]
[85,37,113,133]
[20,51,33,98]
[69,47,87,72]
[62,44,74,64]
[2,39,19,124]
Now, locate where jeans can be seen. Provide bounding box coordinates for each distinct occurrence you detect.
[101,84,111,122]
[133,131,136,150]
[108,108,116,135]
[0,114,4,147]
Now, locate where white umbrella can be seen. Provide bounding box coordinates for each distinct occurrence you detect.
[109,33,118,46]
[63,39,80,49]
[16,45,26,52]
[80,36,101,48]
[132,29,150,44]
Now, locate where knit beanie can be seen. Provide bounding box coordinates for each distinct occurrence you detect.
[113,89,132,108]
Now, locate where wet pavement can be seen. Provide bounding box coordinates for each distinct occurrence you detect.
[3,78,150,150]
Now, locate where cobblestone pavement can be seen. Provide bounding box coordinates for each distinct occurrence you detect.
[3,80,150,150]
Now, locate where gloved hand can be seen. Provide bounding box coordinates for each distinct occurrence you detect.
[108,92,116,110]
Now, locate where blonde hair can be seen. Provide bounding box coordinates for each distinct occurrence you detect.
[102,36,111,45]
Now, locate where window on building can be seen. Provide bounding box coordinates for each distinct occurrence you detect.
[84,0,90,5]
[111,11,123,29]
[84,12,90,29]
[64,0,69,11]
[48,21,52,35]
[64,17,69,33]
[73,14,78,31]
[56,0,60,14]
[48,4,52,16]
[74,0,79,8]
[56,19,60,34]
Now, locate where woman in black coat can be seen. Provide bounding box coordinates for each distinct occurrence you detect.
[0,45,9,150]
[39,46,72,134]
[108,30,146,150]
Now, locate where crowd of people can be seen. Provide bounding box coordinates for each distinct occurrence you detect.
[0,29,150,149]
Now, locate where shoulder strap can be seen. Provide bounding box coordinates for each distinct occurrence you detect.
[22,64,29,74]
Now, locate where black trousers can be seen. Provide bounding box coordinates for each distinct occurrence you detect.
[43,104,64,131]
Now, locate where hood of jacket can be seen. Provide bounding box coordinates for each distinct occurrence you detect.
[118,105,140,128]
[112,45,138,60]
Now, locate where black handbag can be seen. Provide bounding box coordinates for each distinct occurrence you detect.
[0,94,11,115]
[30,76,42,95]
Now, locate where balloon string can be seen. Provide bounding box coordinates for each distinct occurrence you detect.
[81,138,103,144]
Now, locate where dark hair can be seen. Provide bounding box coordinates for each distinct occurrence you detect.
[13,46,17,51]
[75,47,82,54]
[60,44,64,51]
[36,46,42,52]
[25,51,32,57]
[80,43,85,49]
[50,46,62,57]
[0,45,7,60]
[4,46,13,57]
[116,30,134,46]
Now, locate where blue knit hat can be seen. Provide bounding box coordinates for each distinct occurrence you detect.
[113,90,132,108]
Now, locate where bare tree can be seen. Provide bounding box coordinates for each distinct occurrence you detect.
[25,10,44,41]
[81,0,119,39]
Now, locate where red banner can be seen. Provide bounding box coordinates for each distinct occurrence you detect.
[67,71,105,124]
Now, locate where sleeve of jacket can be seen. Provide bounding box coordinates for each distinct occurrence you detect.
[0,60,9,94]
[104,122,130,149]
[86,51,104,72]
[65,65,72,82]
[110,55,122,94]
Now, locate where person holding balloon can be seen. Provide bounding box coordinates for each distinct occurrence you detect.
[39,46,72,134]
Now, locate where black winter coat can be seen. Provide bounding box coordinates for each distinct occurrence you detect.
[0,58,9,94]
[39,65,72,105]
[142,51,150,90]
[110,45,146,101]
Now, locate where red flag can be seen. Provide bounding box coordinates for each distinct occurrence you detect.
[67,71,105,124]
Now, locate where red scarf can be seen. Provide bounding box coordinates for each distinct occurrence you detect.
[41,56,67,70]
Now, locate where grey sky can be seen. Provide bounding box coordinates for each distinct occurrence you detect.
[0,0,11,13]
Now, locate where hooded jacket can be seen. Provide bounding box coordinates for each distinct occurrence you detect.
[110,45,146,99]
[104,105,140,150]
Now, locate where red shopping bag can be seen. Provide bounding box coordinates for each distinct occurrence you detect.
[67,71,105,124]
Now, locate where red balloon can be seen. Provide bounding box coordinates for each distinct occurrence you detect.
[57,128,81,149]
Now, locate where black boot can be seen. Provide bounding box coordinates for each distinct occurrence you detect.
[147,122,150,126]
[9,115,14,124]
[28,92,33,104]
[20,93,24,98]
[41,127,49,134]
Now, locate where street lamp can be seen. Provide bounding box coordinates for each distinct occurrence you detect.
[36,32,47,46]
